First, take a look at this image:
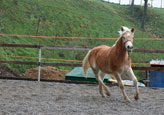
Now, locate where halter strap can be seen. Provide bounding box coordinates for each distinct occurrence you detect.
[123,40,132,44]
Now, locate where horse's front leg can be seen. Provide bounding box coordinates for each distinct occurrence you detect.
[127,67,139,100]
[114,72,131,102]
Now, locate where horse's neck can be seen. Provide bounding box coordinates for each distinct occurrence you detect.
[114,37,127,58]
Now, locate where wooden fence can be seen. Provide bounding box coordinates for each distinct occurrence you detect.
[1,43,164,83]
[0,34,164,84]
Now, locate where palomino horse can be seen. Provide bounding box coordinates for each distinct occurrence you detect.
[82,26,139,102]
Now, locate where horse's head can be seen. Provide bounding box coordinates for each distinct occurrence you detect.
[119,26,135,52]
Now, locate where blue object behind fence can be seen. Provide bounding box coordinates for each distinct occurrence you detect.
[149,71,164,88]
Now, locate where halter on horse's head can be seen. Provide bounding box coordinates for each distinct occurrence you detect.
[118,26,135,52]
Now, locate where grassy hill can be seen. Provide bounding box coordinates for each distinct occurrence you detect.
[0,0,164,78]
[1,0,163,38]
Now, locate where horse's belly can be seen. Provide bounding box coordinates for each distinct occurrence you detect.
[99,65,112,74]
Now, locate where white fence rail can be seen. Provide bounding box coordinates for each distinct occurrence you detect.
[103,0,164,8]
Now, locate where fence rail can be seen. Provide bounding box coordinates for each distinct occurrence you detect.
[1,43,164,53]
[0,33,164,40]
[103,0,164,9]
[1,60,164,71]
[1,43,164,68]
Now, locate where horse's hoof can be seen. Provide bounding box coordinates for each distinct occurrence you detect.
[106,92,111,97]
[100,94,106,98]
[125,97,131,102]
[134,95,139,100]
[101,95,106,98]
[127,99,131,102]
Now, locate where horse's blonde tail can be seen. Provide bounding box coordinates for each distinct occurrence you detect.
[82,50,91,78]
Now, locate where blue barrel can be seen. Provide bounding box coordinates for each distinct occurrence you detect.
[149,70,164,88]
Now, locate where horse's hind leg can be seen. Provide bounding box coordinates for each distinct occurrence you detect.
[98,79,105,97]
[100,72,111,96]
[114,73,131,102]
[109,74,116,80]
[92,68,105,97]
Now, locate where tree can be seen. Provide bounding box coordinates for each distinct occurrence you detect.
[131,0,135,15]
[141,0,148,30]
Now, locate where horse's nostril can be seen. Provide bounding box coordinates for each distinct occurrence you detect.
[127,46,133,49]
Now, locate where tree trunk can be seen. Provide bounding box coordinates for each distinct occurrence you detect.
[131,0,134,15]
[141,0,148,30]
[119,0,121,4]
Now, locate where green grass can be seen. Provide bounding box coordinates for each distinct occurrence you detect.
[0,0,159,38]
[0,0,164,80]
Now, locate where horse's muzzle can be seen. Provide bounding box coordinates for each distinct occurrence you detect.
[127,49,133,52]
[125,41,133,52]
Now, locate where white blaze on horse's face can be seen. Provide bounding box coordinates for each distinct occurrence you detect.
[125,40,133,52]
[120,27,135,52]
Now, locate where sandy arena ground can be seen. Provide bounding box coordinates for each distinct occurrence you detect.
[0,80,164,115]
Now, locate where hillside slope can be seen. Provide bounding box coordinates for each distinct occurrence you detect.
[1,0,163,38]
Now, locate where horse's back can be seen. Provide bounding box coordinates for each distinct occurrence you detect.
[89,45,111,58]
[91,45,111,54]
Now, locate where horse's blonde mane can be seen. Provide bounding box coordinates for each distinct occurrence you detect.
[118,26,131,37]
[112,26,131,46]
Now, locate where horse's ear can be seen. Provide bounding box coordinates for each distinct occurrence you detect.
[131,28,135,33]
[121,26,124,31]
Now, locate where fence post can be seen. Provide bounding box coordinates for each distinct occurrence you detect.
[38,47,42,82]
[145,70,149,87]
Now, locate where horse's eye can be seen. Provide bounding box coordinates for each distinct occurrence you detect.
[122,37,125,40]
